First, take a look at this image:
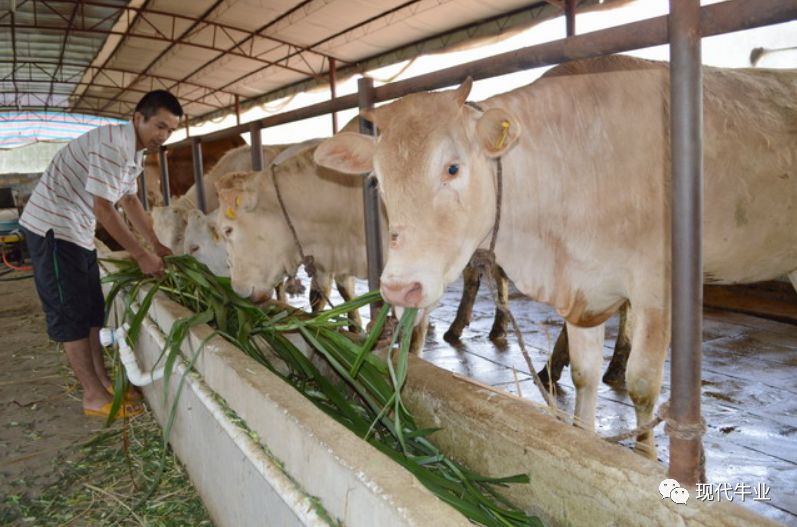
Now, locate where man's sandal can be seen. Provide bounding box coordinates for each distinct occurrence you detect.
[83,401,144,419]
[106,385,143,402]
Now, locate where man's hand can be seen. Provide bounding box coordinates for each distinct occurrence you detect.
[152,241,173,258]
[135,251,165,277]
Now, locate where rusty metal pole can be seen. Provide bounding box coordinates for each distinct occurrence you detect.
[234,94,241,127]
[191,137,207,213]
[329,58,339,133]
[668,0,705,487]
[158,147,171,206]
[358,77,384,318]
[565,0,576,36]
[184,114,190,138]
[249,122,263,171]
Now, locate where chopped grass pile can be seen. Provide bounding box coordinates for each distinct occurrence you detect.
[1,414,212,526]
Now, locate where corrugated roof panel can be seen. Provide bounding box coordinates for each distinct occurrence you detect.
[210,0,300,33]
[4,0,610,122]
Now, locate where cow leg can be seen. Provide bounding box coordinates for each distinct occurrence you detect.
[335,274,363,332]
[537,324,569,385]
[310,272,333,313]
[625,306,670,459]
[444,263,480,344]
[410,311,430,354]
[488,265,510,344]
[274,281,287,303]
[602,302,631,386]
[566,322,604,431]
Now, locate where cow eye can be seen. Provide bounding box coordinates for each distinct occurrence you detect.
[447,164,459,176]
[222,226,233,237]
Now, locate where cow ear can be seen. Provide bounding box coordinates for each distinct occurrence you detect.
[453,77,473,106]
[218,188,256,220]
[314,132,375,175]
[475,108,521,158]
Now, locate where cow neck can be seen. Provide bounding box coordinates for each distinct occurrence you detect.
[270,163,332,308]
[464,100,503,265]
[465,101,558,412]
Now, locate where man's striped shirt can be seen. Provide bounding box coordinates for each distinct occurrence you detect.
[20,121,144,250]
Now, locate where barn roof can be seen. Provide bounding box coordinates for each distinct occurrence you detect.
[0,0,608,124]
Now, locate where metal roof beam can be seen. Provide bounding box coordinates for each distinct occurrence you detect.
[178,0,429,114]
[73,0,348,64]
[4,79,226,109]
[46,0,80,111]
[1,20,325,78]
[193,0,558,124]
[49,0,153,113]
[10,10,18,108]
[95,0,227,114]
[0,60,238,98]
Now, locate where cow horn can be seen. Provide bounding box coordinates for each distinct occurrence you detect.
[454,77,473,106]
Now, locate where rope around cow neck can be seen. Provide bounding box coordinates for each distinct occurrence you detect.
[270,164,335,311]
[465,100,560,412]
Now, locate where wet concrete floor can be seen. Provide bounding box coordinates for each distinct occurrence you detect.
[293,273,797,526]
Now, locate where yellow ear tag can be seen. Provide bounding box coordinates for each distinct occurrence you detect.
[225,207,237,220]
[495,120,510,150]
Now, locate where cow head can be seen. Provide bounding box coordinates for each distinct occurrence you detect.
[215,170,299,302]
[151,205,190,254]
[183,209,229,277]
[314,78,521,313]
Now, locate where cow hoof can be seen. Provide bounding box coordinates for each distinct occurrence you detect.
[443,329,462,344]
[488,329,508,346]
[537,367,560,387]
[602,367,626,387]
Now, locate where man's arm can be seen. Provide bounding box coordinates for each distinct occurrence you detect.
[118,194,172,258]
[93,196,164,276]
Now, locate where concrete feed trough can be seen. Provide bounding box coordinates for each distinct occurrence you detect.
[100,257,781,527]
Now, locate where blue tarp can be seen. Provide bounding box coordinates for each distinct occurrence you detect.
[0,111,125,149]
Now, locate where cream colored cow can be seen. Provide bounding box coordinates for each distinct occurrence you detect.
[313,55,797,455]
[214,150,364,313]
[183,208,228,276]
[151,144,282,254]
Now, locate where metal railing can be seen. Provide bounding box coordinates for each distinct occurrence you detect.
[149,0,796,487]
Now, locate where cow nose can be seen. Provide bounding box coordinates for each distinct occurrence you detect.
[381,280,423,307]
[232,282,252,299]
[250,289,271,304]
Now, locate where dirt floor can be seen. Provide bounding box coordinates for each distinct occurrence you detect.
[0,268,211,526]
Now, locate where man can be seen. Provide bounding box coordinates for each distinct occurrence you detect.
[20,90,182,419]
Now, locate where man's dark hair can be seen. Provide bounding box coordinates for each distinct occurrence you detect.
[134,90,184,120]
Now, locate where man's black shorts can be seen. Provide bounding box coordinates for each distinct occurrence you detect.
[22,227,105,342]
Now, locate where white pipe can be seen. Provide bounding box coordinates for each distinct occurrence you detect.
[99,323,165,386]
